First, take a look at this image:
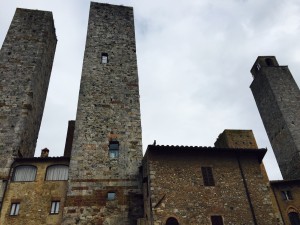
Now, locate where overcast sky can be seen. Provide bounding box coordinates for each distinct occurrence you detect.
[1,0,300,180]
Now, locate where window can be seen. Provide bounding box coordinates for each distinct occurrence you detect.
[107,192,116,201]
[165,217,179,225]
[211,215,224,225]
[289,212,300,225]
[46,165,69,181]
[109,140,119,158]
[256,63,261,71]
[265,58,274,66]
[201,167,215,186]
[10,203,20,216]
[13,165,37,182]
[281,190,293,200]
[101,53,108,63]
[50,201,60,214]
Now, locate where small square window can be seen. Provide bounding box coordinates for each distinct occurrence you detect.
[211,215,224,225]
[10,203,20,216]
[50,201,60,214]
[107,192,116,201]
[201,167,215,186]
[101,53,108,64]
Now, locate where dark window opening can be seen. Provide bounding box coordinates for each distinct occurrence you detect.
[166,217,179,225]
[289,212,300,225]
[265,58,274,66]
[50,201,60,214]
[101,53,108,64]
[201,167,215,186]
[107,192,116,200]
[211,215,224,225]
[281,190,293,200]
[10,203,20,216]
[109,140,119,158]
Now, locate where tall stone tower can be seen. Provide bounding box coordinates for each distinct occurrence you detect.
[0,8,56,187]
[63,3,143,224]
[250,56,300,180]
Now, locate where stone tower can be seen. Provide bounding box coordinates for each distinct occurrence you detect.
[250,56,300,180]
[0,8,56,189]
[63,3,143,224]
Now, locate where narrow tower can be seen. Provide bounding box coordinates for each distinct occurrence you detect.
[0,8,56,189]
[250,56,300,179]
[63,3,143,224]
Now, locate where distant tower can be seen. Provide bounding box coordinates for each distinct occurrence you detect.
[250,56,300,180]
[0,9,56,179]
[63,3,143,225]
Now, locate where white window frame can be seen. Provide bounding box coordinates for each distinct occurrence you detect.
[10,203,20,216]
[50,201,60,214]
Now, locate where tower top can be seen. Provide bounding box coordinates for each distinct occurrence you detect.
[250,56,281,79]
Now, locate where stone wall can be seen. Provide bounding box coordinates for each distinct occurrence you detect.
[63,3,143,224]
[0,8,57,181]
[214,129,258,149]
[143,145,282,225]
[250,56,300,179]
[0,157,69,225]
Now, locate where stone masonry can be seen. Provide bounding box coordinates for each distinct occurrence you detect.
[63,3,143,224]
[142,144,282,225]
[250,56,300,180]
[0,156,69,225]
[0,8,56,205]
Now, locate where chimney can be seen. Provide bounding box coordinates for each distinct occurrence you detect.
[41,148,49,158]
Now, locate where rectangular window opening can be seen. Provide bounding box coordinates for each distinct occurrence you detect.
[109,141,119,158]
[211,215,224,225]
[201,167,215,186]
[281,190,293,200]
[101,53,108,64]
[50,201,60,214]
[107,192,116,201]
[10,203,20,216]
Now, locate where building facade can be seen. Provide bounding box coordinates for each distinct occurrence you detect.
[0,2,300,225]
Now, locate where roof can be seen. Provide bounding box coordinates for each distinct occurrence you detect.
[145,144,267,162]
[13,156,70,164]
[270,179,300,185]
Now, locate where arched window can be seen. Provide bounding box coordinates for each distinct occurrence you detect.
[166,217,179,225]
[265,58,274,66]
[13,165,37,181]
[289,212,300,225]
[45,165,69,181]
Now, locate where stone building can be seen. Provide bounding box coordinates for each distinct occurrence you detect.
[250,56,300,180]
[0,2,300,225]
[0,149,69,225]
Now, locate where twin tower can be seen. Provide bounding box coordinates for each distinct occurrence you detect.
[0,1,300,225]
[0,3,142,224]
